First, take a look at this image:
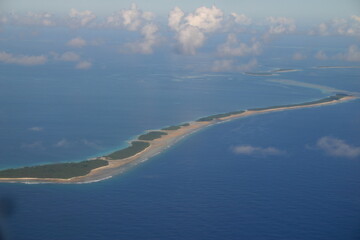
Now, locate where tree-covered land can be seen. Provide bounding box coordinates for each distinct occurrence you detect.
[138,131,168,141]
[162,123,190,130]
[0,160,108,179]
[248,94,348,111]
[106,141,150,160]
[196,110,245,122]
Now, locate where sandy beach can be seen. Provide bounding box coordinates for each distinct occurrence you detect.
[0,95,357,184]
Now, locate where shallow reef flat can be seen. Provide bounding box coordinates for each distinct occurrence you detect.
[0,93,357,184]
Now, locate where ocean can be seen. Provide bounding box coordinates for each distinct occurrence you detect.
[0,48,360,239]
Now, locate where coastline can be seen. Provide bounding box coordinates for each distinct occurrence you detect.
[315,66,360,69]
[0,94,357,184]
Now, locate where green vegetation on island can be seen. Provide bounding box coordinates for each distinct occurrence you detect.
[0,159,108,179]
[162,123,190,131]
[248,94,348,111]
[196,110,245,122]
[245,72,274,76]
[272,68,296,72]
[106,141,150,160]
[0,93,352,181]
[138,131,168,141]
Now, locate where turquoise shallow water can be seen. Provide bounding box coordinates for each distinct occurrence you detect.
[0,62,359,239]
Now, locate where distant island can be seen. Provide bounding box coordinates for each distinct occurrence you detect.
[0,93,357,184]
[315,66,360,69]
[245,68,300,76]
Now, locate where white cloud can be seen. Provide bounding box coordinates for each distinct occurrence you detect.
[212,59,234,72]
[317,136,360,158]
[310,17,360,36]
[168,7,185,31]
[26,12,56,26]
[185,6,223,32]
[57,51,81,62]
[3,11,56,26]
[0,15,8,24]
[0,51,47,66]
[231,13,252,25]
[176,25,205,55]
[67,37,87,48]
[122,23,160,54]
[68,8,96,27]
[81,139,102,149]
[237,58,258,71]
[54,139,70,148]
[168,6,223,55]
[217,33,262,57]
[75,61,92,69]
[337,45,360,62]
[315,50,328,60]
[292,52,307,60]
[352,15,360,22]
[28,127,43,132]
[106,3,153,31]
[118,3,142,30]
[142,11,155,21]
[232,145,285,157]
[266,16,296,34]
[29,12,55,26]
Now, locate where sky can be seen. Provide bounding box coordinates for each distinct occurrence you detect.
[1,0,360,20]
[0,1,359,72]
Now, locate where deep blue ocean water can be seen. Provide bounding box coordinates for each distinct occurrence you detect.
[1,99,360,240]
[0,50,360,239]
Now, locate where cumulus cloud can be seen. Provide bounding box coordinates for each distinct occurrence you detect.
[54,51,81,62]
[28,12,55,26]
[185,6,223,32]
[75,60,92,69]
[2,11,56,26]
[0,51,47,66]
[0,15,8,24]
[122,23,160,54]
[292,52,307,60]
[176,25,205,55]
[106,3,154,31]
[231,13,252,25]
[67,37,87,48]
[237,58,258,71]
[81,139,102,149]
[232,145,285,157]
[309,16,360,36]
[266,16,296,34]
[315,50,328,60]
[212,58,258,72]
[168,6,223,55]
[54,139,70,148]
[28,127,43,132]
[217,33,262,57]
[68,8,96,27]
[24,12,56,26]
[212,59,234,72]
[105,4,160,54]
[352,15,360,22]
[317,136,360,158]
[168,7,185,31]
[337,45,360,62]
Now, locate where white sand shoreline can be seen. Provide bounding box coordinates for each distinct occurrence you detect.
[0,95,357,184]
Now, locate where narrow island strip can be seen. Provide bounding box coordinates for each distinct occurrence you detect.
[0,93,357,184]
[244,68,300,76]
